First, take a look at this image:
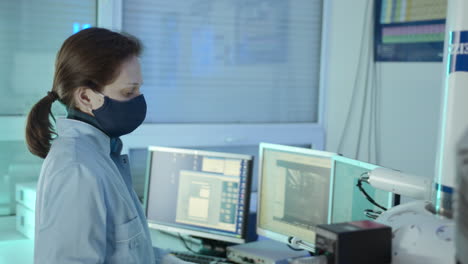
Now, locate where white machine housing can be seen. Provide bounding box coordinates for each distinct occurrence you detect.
[377,200,455,264]
[367,168,431,200]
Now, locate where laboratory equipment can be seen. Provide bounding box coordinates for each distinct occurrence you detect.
[377,200,454,264]
[314,220,391,264]
[366,168,431,200]
[436,0,468,262]
[346,0,468,262]
[360,161,455,263]
[456,130,468,263]
[226,239,310,264]
[169,251,228,264]
[361,165,455,263]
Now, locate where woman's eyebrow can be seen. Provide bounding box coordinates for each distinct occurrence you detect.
[123,84,141,91]
[126,82,142,86]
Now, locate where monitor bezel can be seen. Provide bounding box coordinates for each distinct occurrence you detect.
[256,142,336,245]
[144,146,254,244]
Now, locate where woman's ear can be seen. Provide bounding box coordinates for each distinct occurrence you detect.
[74,87,103,115]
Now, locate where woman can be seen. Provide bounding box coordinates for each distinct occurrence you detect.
[26,27,184,264]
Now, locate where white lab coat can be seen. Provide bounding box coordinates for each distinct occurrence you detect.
[34,118,174,263]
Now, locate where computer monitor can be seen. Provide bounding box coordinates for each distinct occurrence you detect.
[144,146,253,247]
[257,143,335,245]
[329,155,395,223]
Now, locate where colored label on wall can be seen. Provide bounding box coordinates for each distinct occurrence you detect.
[449,31,468,73]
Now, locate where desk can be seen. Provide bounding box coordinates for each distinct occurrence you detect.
[150,228,202,252]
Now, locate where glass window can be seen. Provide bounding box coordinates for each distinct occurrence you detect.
[0,1,97,220]
[122,0,324,200]
[123,0,323,123]
[0,0,97,115]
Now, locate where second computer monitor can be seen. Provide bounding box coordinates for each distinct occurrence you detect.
[330,155,394,223]
[144,146,253,244]
[257,143,335,245]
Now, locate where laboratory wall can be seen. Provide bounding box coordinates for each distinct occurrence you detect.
[324,0,444,183]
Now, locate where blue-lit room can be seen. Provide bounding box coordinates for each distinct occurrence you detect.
[0,0,466,263]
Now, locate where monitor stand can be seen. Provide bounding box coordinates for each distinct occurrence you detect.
[194,236,235,258]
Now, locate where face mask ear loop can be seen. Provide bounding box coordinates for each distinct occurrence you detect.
[90,91,105,113]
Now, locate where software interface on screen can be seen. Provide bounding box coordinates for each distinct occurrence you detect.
[330,156,394,223]
[145,147,252,243]
[258,145,333,244]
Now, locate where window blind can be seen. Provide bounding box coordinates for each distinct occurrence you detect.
[123,0,323,123]
[0,0,96,116]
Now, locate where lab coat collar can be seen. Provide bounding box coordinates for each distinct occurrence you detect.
[66,109,122,156]
[110,137,123,156]
[56,118,111,155]
[67,107,107,136]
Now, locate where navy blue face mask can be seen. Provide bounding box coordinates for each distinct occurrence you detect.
[92,94,147,138]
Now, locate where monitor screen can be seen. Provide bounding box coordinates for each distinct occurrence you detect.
[330,156,394,223]
[145,146,253,244]
[257,143,335,245]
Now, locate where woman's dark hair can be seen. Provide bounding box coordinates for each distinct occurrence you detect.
[26,27,142,158]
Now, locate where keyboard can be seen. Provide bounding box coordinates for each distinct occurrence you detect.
[170,251,230,264]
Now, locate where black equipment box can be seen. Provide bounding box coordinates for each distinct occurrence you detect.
[315,220,391,264]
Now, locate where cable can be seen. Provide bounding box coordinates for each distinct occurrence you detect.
[364,209,382,220]
[178,233,198,254]
[355,45,371,159]
[366,209,382,215]
[287,244,306,252]
[357,177,387,211]
[337,0,378,163]
[288,236,315,253]
[365,213,377,220]
[368,0,377,164]
[336,0,371,154]
[368,33,376,163]
[357,0,376,161]
[364,212,377,219]
[370,57,376,164]
[357,178,386,211]
[373,58,382,165]
[367,19,374,162]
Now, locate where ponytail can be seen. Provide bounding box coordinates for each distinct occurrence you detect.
[25,91,59,158]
